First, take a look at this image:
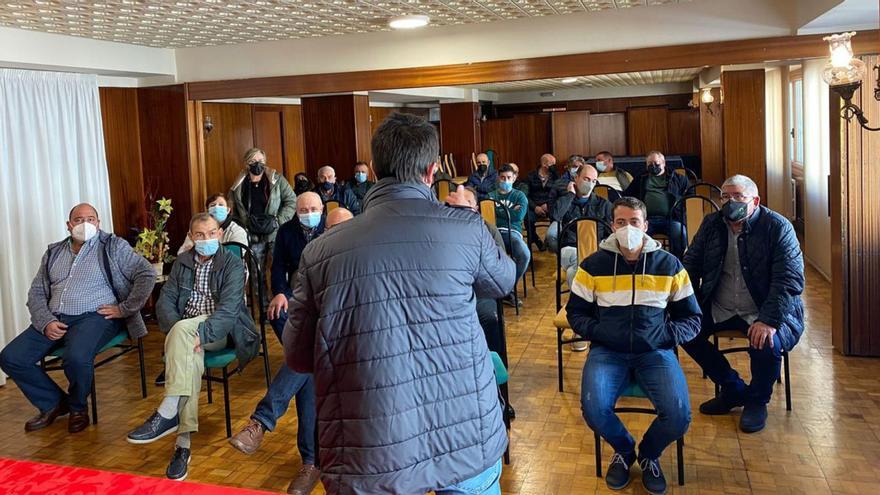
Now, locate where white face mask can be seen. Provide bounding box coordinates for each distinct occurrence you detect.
[71,222,97,243]
[614,225,644,251]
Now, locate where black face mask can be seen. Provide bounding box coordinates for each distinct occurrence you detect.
[722,200,750,222]
[295,179,310,193]
[321,181,334,191]
[648,163,662,176]
[477,164,488,174]
[249,162,265,176]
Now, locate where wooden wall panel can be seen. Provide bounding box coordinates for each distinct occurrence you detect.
[627,106,668,155]
[302,95,370,180]
[99,87,145,238]
[282,105,306,181]
[722,69,766,197]
[353,95,372,168]
[440,102,481,175]
[137,85,192,252]
[667,109,701,156]
[370,107,394,136]
[700,88,724,186]
[202,103,254,198]
[551,110,590,163]
[481,113,551,176]
[253,107,284,174]
[588,113,626,157]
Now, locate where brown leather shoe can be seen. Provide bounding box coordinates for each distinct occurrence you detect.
[24,401,69,432]
[228,418,266,455]
[68,410,90,433]
[287,464,321,495]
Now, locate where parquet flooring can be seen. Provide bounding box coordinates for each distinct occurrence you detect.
[0,248,877,494]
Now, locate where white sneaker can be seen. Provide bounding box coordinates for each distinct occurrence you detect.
[570,341,588,352]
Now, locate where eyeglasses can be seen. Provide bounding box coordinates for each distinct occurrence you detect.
[720,193,752,202]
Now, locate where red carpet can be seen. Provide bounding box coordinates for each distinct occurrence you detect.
[0,457,277,494]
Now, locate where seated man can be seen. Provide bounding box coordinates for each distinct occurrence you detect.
[567,197,701,495]
[326,206,354,229]
[488,163,530,305]
[623,151,688,258]
[595,151,633,192]
[682,174,804,433]
[0,203,154,433]
[127,213,260,481]
[508,163,529,196]
[347,161,374,205]
[465,152,497,200]
[545,155,587,249]
[315,165,361,215]
[228,192,329,495]
[526,153,559,250]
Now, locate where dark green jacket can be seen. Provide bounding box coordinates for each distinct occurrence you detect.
[229,168,297,243]
[156,248,259,366]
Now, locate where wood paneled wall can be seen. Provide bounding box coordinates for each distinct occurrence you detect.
[369,107,432,136]
[552,110,591,163]
[722,69,767,197]
[700,88,725,186]
[203,103,254,198]
[832,54,880,357]
[302,95,371,180]
[282,105,306,180]
[668,109,701,156]
[253,106,284,171]
[481,113,551,175]
[627,106,669,155]
[589,113,627,157]
[440,102,481,175]
[99,87,145,239]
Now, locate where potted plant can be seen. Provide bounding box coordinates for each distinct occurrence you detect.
[135,197,174,276]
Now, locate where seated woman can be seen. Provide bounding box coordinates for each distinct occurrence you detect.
[178,193,248,254]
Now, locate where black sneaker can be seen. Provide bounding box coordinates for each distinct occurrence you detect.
[739,403,768,433]
[604,452,633,490]
[166,447,191,481]
[699,395,743,415]
[154,369,165,387]
[127,412,179,444]
[639,457,667,495]
[506,404,516,420]
[501,294,522,308]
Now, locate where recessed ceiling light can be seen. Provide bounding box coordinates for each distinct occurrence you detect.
[561,77,578,84]
[389,14,429,29]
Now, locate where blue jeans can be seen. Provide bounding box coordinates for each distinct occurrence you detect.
[501,231,530,282]
[250,312,316,464]
[681,315,782,406]
[647,216,686,258]
[545,221,560,253]
[581,346,691,460]
[0,312,121,413]
[436,458,502,495]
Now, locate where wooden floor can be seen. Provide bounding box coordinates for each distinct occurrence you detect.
[1,249,878,494]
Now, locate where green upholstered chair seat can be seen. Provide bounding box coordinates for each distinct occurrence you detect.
[490,352,508,385]
[49,329,128,358]
[621,380,648,399]
[204,349,237,369]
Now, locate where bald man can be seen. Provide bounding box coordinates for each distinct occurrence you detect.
[229,190,326,495]
[326,207,353,229]
[314,165,361,215]
[1,203,155,434]
[465,152,497,200]
[524,154,558,251]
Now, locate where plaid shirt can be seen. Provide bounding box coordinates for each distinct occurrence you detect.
[183,257,215,318]
[47,235,117,316]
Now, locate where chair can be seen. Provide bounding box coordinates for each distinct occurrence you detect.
[432,178,455,203]
[481,199,522,315]
[593,184,621,202]
[203,348,243,438]
[711,330,792,411]
[670,195,719,254]
[226,241,272,389]
[593,373,685,486]
[490,351,512,465]
[554,217,611,392]
[686,182,723,207]
[325,200,340,213]
[41,329,146,425]
[674,166,698,185]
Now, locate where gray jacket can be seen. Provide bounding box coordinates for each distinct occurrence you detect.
[229,168,297,243]
[156,248,260,366]
[27,231,155,339]
[283,178,516,494]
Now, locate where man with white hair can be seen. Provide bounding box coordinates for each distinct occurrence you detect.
[681,174,804,434]
[315,165,361,214]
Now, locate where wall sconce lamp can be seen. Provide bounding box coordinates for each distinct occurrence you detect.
[822,32,879,132]
[701,88,715,114]
[203,115,214,136]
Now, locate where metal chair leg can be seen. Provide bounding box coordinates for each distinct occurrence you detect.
[206,368,213,404]
[260,326,271,389]
[594,433,602,478]
[222,367,232,438]
[677,437,685,485]
[529,257,536,288]
[557,328,564,393]
[90,377,98,424]
[137,338,147,399]
[783,351,792,411]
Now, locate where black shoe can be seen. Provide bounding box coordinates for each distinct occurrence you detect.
[739,403,768,433]
[639,457,667,495]
[506,404,516,420]
[604,452,633,490]
[501,294,522,308]
[535,239,545,252]
[127,412,179,444]
[154,370,165,387]
[699,395,743,415]
[166,447,191,481]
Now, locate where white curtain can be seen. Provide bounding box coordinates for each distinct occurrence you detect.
[802,59,831,280]
[0,69,112,384]
[765,68,786,215]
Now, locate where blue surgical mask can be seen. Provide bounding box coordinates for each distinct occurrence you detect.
[208,206,229,223]
[299,212,321,229]
[194,238,219,257]
[498,181,513,193]
[595,161,607,172]
[354,172,367,184]
[321,181,334,191]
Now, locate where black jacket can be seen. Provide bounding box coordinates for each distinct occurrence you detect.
[683,206,805,351]
[271,216,325,298]
[526,168,559,209]
[316,183,361,215]
[623,170,689,221]
[347,179,375,204]
[552,192,614,247]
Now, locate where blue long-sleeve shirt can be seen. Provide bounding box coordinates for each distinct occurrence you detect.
[271,217,325,298]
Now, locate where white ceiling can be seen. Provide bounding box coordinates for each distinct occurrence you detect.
[466,68,703,92]
[0,0,688,49]
[798,0,879,34]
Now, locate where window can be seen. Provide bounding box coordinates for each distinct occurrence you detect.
[789,78,804,167]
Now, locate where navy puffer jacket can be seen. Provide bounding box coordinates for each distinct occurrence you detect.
[283,178,516,494]
[683,206,805,351]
